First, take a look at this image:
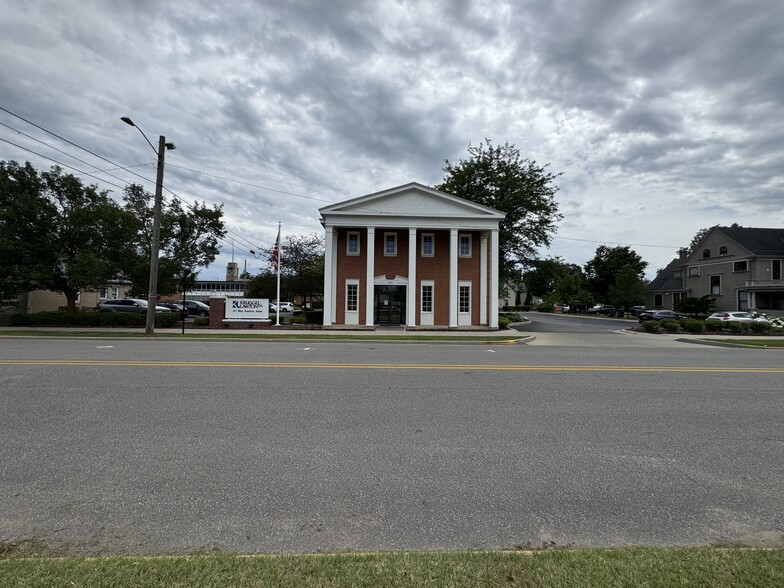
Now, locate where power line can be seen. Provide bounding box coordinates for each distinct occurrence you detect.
[554,236,680,249]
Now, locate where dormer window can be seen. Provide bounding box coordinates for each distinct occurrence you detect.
[673,270,682,279]
[702,249,710,258]
[719,246,728,256]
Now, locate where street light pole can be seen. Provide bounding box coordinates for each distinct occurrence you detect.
[121,117,175,336]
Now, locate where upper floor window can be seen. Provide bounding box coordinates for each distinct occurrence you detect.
[384,232,397,256]
[702,249,711,258]
[773,260,782,280]
[347,231,360,256]
[673,270,682,279]
[733,261,748,272]
[421,233,434,257]
[688,266,700,277]
[719,246,728,256]
[459,234,472,258]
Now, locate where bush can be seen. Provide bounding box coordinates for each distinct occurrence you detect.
[537,303,554,313]
[289,314,307,324]
[660,319,680,332]
[0,310,181,328]
[750,321,772,334]
[303,310,324,324]
[683,319,705,333]
[155,313,180,328]
[193,316,209,327]
[641,320,660,333]
[704,319,724,331]
[728,321,746,334]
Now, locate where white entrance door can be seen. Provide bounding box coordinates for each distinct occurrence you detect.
[458,281,471,326]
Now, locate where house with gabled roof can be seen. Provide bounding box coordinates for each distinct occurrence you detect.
[645,226,784,314]
[318,182,505,329]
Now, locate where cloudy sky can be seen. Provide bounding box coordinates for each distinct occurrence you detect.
[1,0,782,280]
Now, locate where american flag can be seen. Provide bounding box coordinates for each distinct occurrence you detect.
[272,224,281,273]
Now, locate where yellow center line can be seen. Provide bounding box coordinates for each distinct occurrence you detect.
[1,360,783,373]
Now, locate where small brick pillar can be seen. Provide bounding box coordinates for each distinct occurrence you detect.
[209,297,225,328]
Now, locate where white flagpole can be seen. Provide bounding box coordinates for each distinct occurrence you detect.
[275,222,281,326]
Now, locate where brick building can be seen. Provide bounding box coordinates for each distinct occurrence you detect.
[319,183,505,329]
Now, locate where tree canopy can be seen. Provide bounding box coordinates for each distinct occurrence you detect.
[247,234,324,305]
[436,140,563,280]
[584,245,647,303]
[0,162,226,308]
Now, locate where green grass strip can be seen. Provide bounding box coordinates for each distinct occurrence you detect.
[1,548,782,587]
[708,339,784,348]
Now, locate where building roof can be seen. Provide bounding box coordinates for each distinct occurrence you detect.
[647,256,686,292]
[714,226,784,257]
[319,182,505,229]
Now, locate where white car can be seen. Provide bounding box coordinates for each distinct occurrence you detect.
[270,302,294,312]
[706,311,769,323]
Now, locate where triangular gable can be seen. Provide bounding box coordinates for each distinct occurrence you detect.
[319,182,505,219]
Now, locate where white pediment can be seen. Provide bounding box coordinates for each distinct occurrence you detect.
[320,182,504,220]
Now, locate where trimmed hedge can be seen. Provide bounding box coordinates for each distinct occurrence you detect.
[683,319,705,333]
[641,320,660,333]
[303,310,324,324]
[660,319,680,333]
[0,310,180,328]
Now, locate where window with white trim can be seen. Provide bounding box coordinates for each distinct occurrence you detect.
[99,287,107,299]
[733,261,748,272]
[346,281,358,312]
[384,232,397,256]
[421,282,433,313]
[111,288,119,299]
[421,233,434,257]
[459,284,470,312]
[710,274,721,295]
[459,234,472,258]
[347,231,360,256]
[688,266,700,277]
[773,260,782,280]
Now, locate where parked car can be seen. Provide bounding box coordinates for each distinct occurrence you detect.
[584,304,615,315]
[706,311,770,323]
[97,299,170,314]
[159,302,187,316]
[637,309,687,323]
[270,301,294,312]
[175,300,210,317]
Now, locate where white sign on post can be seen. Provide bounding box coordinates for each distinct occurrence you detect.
[225,298,270,320]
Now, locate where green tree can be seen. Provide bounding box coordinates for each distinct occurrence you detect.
[252,233,325,305]
[119,185,226,297]
[0,161,54,300]
[244,270,277,299]
[436,140,563,281]
[608,264,647,312]
[584,245,647,303]
[0,164,131,310]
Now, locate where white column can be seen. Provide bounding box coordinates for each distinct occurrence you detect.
[407,227,417,327]
[449,228,458,328]
[480,233,488,325]
[323,225,335,326]
[365,226,375,326]
[489,228,500,329]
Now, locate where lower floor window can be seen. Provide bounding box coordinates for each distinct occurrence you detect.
[421,284,433,313]
[346,282,358,312]
[710,275,721,295]
[459,285,470,313]
[654,294,663,307]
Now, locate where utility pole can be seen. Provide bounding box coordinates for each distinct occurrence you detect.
[145,135,167,335]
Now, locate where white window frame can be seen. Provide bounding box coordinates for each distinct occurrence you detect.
[99,287,108,300]
[112,287,119,299]
[347,231,360,256]
[345,279,359,325]
[458,281,471,325]
[688,266,700,277]
[421,233,435,257]
[459,234,472,258]
[709,274,721,295]
[420,280,434,326]
[384,232,397,256]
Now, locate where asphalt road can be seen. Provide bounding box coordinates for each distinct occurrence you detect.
[1,328,782,554]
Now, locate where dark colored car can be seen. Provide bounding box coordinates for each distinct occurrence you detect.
[159,302,187,317]
[97,299,170,314]
[584,304,616,315]
[637,309,686,323]
[175,300,210,317]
